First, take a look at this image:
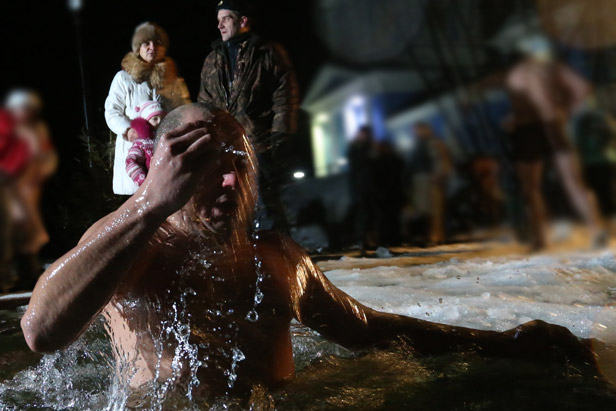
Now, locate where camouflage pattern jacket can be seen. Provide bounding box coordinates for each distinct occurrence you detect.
[198,32,299,153]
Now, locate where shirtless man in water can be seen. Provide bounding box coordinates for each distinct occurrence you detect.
[21,104,592,397]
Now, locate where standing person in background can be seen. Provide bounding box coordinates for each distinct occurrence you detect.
[408,122,452,246]
[5,90,57,289]
[105,22,190,196]
[0,109,31,292]
[504,35,604,249]
[348,126,377,255]
[373,140,405,247]
[198,0,299,231]
[572,109,616,218]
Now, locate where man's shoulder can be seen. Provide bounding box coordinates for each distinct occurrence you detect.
[255,231,308,274]
[244,33,286,55]
[507,64,529,89]
[256,39,288,57]
[203,40,224,61]
[254,230,288,250]
[204,48,219,61]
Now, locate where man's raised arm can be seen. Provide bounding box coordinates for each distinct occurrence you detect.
[21,122,213,353]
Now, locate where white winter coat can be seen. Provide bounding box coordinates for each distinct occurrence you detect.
[104,60,190,195]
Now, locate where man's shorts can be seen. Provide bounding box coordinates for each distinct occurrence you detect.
[510,122,571,163]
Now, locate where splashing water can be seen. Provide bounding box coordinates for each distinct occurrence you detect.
[245,221,265,323]
[3,249,616,409]
[221,142,248,158]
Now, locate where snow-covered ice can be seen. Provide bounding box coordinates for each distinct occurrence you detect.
[323,250,616,341]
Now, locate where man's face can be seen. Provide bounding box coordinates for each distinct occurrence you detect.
[180,109,243,234]
[193,168,240,235]
[217,9,243,41]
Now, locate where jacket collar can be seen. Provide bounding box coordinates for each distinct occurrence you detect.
[121,52,178,89]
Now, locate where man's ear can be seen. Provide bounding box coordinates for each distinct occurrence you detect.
[240,16,249,28]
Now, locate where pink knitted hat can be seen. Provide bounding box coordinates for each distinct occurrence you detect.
[135,101,165,122]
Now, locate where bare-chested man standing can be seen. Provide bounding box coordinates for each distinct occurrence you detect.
[21,104,592,399]
[505,35,604,249]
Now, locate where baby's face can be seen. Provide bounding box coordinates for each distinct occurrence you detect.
[148,115,163,128]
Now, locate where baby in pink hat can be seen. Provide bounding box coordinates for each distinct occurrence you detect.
[125,101,165,186]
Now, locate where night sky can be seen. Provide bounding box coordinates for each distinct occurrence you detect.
[0,0,328,256]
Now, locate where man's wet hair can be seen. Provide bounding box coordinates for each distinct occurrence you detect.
[153,103,219,150]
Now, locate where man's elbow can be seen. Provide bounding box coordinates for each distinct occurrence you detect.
[20,317,67,354]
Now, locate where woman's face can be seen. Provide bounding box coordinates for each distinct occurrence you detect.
[139,40,166,63]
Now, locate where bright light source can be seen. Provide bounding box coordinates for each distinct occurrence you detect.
[348,95,365,107]
[344,95,367,140]
[67,0,83,11]
[293,171,305,179]
[315,113,329,123]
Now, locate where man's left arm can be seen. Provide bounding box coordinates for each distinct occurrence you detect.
[271,236,493,352]
[269,44,299,145]
[559,63,592,113]
[279,238,593,360]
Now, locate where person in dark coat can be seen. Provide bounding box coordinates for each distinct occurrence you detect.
[373,140,405,246]
[408,122,452,245]
[348,126,377,254]
[198,0,299,231]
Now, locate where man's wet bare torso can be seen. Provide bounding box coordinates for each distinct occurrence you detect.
[104,226,307,394]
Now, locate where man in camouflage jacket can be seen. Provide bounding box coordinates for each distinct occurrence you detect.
[198,34,298,153]
[199,0,299,230]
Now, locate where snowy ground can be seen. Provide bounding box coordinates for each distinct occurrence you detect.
[318,237,616,343]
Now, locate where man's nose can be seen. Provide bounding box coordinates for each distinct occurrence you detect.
[222,172,237,189]
[218,21,224,30]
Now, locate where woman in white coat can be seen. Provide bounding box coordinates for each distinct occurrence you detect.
[105,22,190,195]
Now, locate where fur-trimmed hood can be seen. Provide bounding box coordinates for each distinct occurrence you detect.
[121,53,178,89]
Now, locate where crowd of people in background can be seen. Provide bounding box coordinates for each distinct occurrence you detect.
[345,34,615,254]
[2,0,298,291]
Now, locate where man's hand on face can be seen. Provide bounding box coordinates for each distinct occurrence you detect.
[141,121,214,217]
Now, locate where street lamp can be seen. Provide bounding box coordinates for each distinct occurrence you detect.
[67,0,91,166]
[67,0,82,11]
